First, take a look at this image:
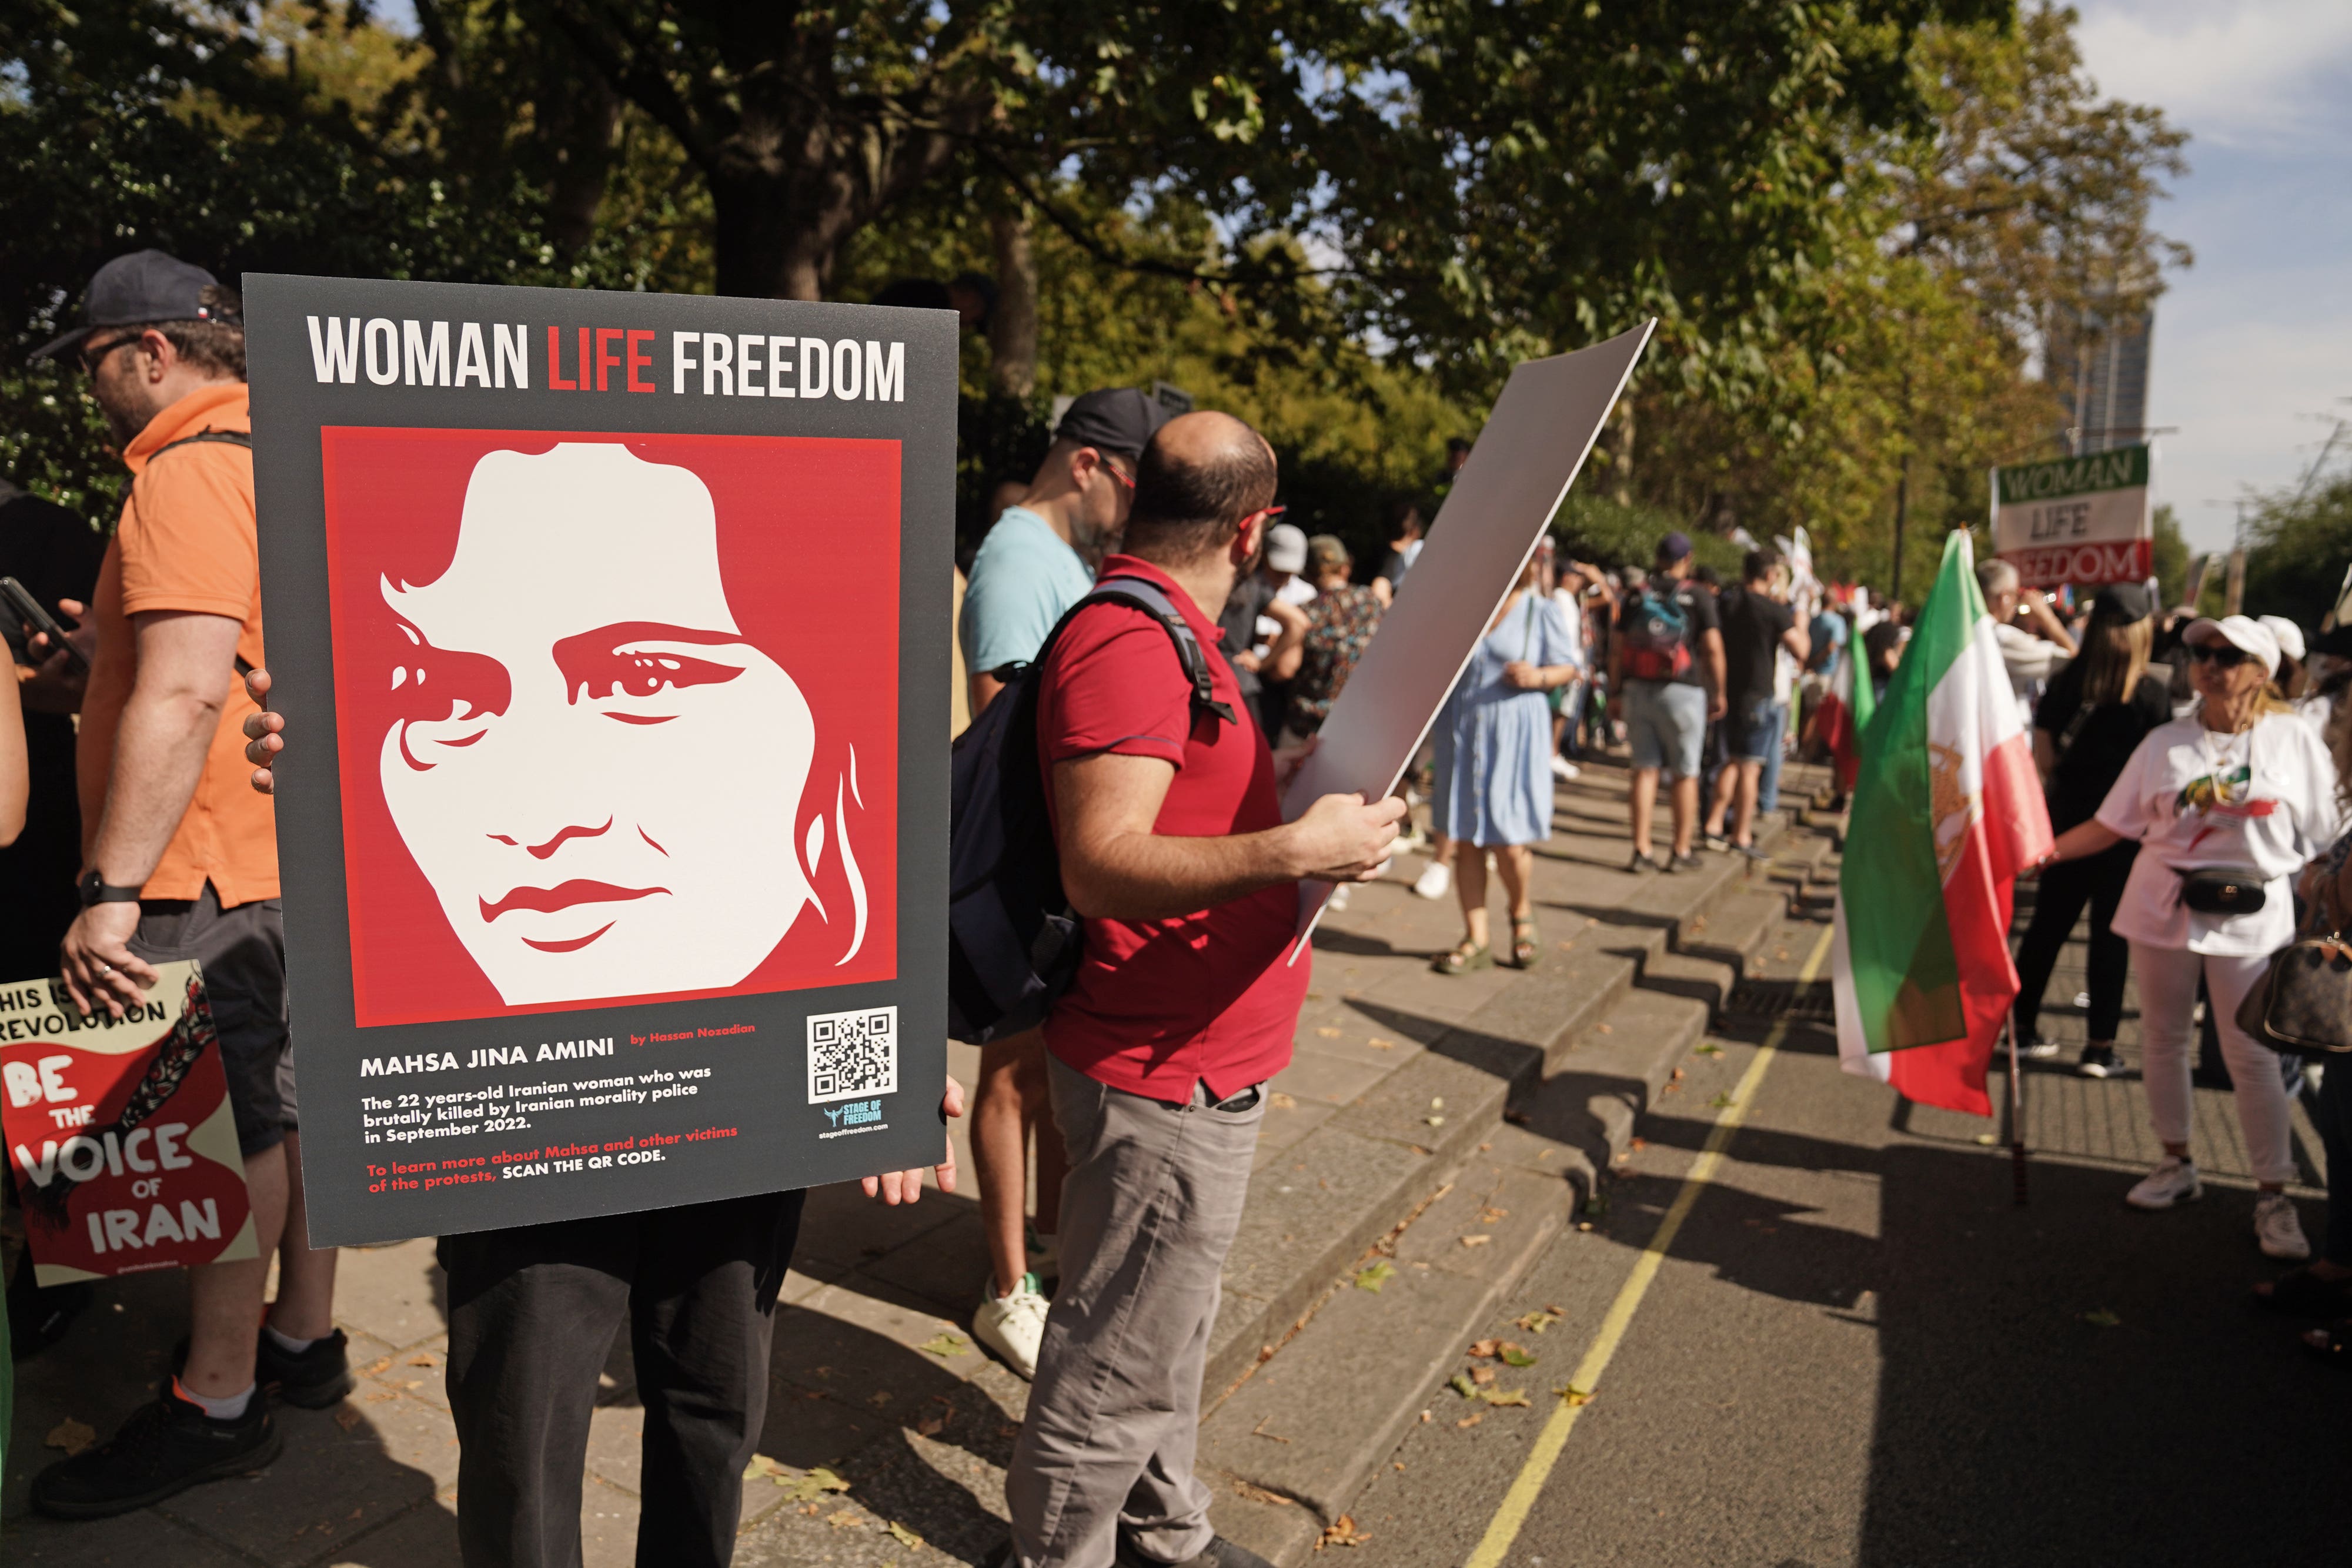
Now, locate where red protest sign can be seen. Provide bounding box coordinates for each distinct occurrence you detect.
[2,962,258,1285]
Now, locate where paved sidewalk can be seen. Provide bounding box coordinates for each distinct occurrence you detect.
[2,758,1802,1566]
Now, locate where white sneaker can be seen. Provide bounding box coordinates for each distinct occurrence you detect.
[1412,862,1452,900]
[1550,755,1580,782]
[973,1272,1051,1380]
[2125,1156,2203,1211]
[2256,1194,2313,1261]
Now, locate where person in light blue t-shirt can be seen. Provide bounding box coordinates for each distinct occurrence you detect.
[960,387,1168,721]
[955,384,1169,1385]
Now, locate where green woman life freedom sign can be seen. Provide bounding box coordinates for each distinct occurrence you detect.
[1991,443,2152,589]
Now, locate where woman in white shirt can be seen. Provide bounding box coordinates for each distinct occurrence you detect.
[2042,615,2342,1260]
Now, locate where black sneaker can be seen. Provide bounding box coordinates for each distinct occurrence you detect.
[1702,833,1731,852]
[1628,851,1665,874]
[2019,1035,2062,1060]
[1117,1534,1277,1568]
[1668,851,1702,873]
[263,1326,358,1409]
[31,1387,280,1519]
[175,1325,357,1409]
[2078,1044,2121,1079]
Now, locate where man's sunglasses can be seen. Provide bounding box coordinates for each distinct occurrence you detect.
[76,335,142,376]
[2190,642,2255,668]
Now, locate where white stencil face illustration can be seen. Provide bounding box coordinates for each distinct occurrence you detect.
[377,443,817,1004]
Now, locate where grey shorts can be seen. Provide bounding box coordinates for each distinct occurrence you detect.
[129,884,290,1156]
[1623,679,1708,779]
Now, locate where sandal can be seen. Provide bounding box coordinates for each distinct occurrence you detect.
[1432,940,1494,975]
[1510,917,1539,969]
[2255,1266,2352,1317]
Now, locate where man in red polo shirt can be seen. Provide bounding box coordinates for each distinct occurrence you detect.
[998,412,1405,1568]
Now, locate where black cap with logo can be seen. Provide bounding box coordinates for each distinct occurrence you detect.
[1054,387,1172,463]
[32,249,235,363]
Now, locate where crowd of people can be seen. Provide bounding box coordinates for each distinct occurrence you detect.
[7,244,2352,1568]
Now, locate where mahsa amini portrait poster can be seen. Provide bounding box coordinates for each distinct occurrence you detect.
[246,278,955,1245]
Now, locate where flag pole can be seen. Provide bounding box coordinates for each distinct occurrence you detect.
[2005,1016,2028,1206]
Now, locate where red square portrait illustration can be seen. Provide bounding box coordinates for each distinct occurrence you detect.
[318,428,901,1028]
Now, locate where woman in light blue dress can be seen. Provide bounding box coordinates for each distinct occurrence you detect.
[1431,554,1583,972]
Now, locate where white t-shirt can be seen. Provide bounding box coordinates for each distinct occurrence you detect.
[2096,711,2344,955]
[1549,587,1589,673]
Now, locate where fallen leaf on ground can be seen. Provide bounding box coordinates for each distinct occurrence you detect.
[1478,1206,1509,1223]
[1556,1386,1595,1406]
[1234,1479,1295,1506]
[1975,1133,1999,1146]
[887,1522,925,1549]
[1514,1309,1562,1334]
[1460,1233,1491,1248]
[913,1415,946,1437]
[868,1391,894,1407]
[745,1455,789,1480]
[2082,1309,2122,1329]
[1455,1412,1485,1429]
[1708,1092,1736,1109]
[1469,1367,1496,1386]
[46,1419,98,1454]
[409,1353,439,1367]
[1354,1260,1397,1293]
[365,1356,395,1375]
[1468,1338,1501,1359]
[1505,1110,1531,1125]
[1500,1344,1538,1367]
[1449,1373,1479,1399]
[1595,1024,1613,1034]
[918,1333,970,1358]
[1318,1514,1372,1549]
[1696,1043,1725,1057]
[1426,1115,1445,1128]
[400,1379,423,1390]
[775,1467,853,1503]
[1628,1138,1646,1152]
[1368,1038,1396,1049]
[1317,1027,1342,1038]
[1482,1387,1531,1407]
[1269,1092,1298,1111]
[1670,1067,1685,1081]
[826,1509,864,1529]
[334,1405,364,1432]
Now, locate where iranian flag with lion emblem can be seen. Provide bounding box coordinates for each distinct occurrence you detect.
[1831,531,2053,1115]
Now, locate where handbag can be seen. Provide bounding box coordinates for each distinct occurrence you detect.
[2237,881,2352,1058]
[2180,866,2267,915]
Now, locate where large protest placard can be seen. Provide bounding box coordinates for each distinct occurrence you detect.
[1280,323,1653,945]
[3,964,258,1285]
[245,277,954,1245]
[1992,444,2153,588]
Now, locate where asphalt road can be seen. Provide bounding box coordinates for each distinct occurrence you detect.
[1345,905,2352,1568]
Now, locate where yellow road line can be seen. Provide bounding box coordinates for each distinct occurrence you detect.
[1463,920,1837,1568]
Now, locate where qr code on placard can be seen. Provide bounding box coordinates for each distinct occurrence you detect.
[807,1007,898,1104]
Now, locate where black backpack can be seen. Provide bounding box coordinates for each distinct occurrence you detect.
[947,576,1236,1044]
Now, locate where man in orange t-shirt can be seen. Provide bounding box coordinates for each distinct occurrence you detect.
[29,252,345,1520]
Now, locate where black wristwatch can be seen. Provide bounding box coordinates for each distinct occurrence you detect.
[78,869,144,908]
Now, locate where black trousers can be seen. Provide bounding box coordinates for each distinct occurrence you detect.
[2013,840,2137,1043]
[437,1191,806,1568]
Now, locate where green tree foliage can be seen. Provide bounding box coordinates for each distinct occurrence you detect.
[2241,475,2352,632]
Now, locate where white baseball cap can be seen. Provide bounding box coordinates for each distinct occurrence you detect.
[2257,614,2307,664]
[2183,614,2281,677]
[1265,523,1307,574]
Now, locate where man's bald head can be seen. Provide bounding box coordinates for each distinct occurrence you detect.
[1123,410,1279,565]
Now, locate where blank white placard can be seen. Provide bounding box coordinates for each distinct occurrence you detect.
[1281,320,1655,952]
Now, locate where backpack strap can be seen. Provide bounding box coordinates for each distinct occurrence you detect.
[1003,576,1238,728]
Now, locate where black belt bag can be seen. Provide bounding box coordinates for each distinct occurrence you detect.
[2179,866,2267,915]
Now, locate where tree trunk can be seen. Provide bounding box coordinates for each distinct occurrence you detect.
[987,210,1039,399]
[543,71,620,258]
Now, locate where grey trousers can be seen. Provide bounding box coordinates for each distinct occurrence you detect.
[1008,1055,1268,1568]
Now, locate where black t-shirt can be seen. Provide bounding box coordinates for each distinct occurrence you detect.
[1616,572,1720,688]
[1718,584,1794,707]
[2034,664,2173,832]
[0,487,105,978]
[1217,574,1278,708]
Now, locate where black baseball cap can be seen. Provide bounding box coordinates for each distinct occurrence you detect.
[1054,387,1171,463]
[2090,581,2155,623]
[32,249,233,362]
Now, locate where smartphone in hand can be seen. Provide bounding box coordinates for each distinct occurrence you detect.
[1,576,89,674]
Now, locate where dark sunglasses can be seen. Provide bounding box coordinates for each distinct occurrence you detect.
[76,335,141,376]
[2190,642,2254,668]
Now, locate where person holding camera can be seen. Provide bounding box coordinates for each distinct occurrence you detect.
[2039,616,2340,1258]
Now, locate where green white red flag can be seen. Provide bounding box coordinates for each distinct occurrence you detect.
[1810,611,1874,792]
[1831,531,2053,1116]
